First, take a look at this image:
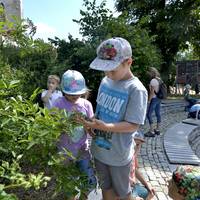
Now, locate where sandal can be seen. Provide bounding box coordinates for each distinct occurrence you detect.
[154,129,160,135]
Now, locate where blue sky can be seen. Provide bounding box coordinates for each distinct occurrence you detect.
[23,0,115,41]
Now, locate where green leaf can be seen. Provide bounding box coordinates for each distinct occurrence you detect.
[1,119,11,127]
[0,184,5,191]
[26,141,36,150]
[9,80,20,89]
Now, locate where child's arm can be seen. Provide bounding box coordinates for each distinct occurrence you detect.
[80,117,139,133]
[41,90,53,103]
[148,85,155,102]
[135,169,155,197]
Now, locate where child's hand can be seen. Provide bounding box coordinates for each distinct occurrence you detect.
[84,126,96,137]
[47,89,53,94]
[146,193,154,200]
[74,115,96,137]
[146,185,155,200]
[80,117,107,130]
[149,186,155,195]
[42,89,53,103]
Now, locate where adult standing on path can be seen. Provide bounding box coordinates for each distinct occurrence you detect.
[145,67,161,137]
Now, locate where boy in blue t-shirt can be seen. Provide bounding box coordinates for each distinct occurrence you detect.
[81,37,148,200]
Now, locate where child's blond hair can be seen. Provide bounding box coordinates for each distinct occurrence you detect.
[48,75,60,83]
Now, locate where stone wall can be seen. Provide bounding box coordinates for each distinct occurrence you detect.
[0,0,21,22]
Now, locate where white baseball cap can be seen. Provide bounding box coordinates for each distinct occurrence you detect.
[90,37,132,71]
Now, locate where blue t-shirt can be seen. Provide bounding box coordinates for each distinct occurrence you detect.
[91,76,148,166]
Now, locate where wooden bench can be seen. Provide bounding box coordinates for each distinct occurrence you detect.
[164,120,200,165]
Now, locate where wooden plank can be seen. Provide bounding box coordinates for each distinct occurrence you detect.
[164,122,200,165]
[182,119,200,126]
[169,159,200,165]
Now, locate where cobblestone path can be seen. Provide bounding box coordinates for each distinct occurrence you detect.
[139,109,188,200]
[88,104,189,200]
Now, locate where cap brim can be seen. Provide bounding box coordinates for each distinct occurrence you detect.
[90,57,121,71]
[62,88,88,95]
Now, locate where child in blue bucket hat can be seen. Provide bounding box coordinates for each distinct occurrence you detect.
[53,70,97,199]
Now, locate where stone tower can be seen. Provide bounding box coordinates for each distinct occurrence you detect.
[0,0,21,22]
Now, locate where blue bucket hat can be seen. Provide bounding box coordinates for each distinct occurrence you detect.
[61,70,88,95]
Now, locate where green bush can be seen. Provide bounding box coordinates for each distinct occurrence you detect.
[0,64,92,199]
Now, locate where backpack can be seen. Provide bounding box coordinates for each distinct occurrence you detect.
[155,78,167,99]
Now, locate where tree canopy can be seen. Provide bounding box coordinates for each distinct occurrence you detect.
[115,0,200,83]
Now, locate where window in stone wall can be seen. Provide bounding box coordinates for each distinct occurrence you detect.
[177,63,186,76]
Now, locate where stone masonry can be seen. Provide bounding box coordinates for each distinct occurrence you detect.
[0,0,21,22]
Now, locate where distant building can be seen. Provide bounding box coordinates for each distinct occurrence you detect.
[176,60,200,86]
[0,0,21,22]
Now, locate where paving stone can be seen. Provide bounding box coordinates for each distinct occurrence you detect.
[158,177,166,185]
[154,186,163,192]
[156,192,169,200]
[152,168,160,172]
[149,175,157,181]
[150,180,160,187]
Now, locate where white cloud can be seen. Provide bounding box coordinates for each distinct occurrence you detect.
[36,22,57,34]
[34,22,59,41]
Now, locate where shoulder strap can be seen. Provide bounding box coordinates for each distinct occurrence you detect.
[155,77,162,83]
[154,77,162,95]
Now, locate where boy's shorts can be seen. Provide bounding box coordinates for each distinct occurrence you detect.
[132,183,148,199]
[94,158,132,199]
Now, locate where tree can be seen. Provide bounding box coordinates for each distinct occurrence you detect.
[72,0,162,83]
[72,0,113,42]
[115,0,200,84]
[0,17,56,96]
[47,0,162,107]
[176,43,200,61]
